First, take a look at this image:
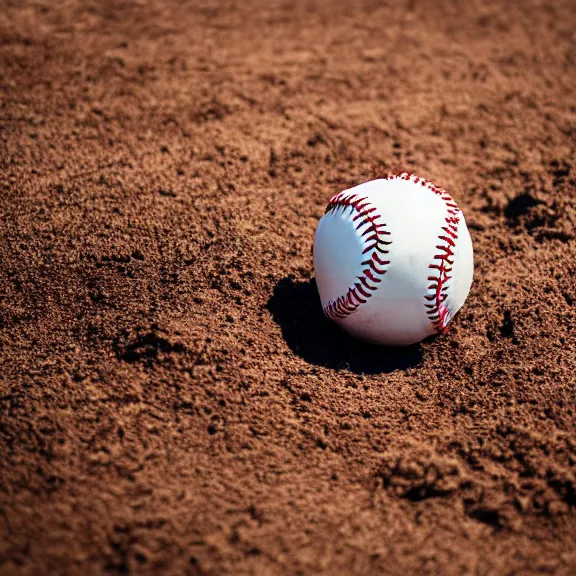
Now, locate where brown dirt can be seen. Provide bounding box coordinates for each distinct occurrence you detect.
[1,0,575,574]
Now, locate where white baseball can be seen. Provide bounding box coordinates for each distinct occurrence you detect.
[313,173,474,346]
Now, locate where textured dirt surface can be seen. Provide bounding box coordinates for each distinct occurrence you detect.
[1,0,575,574]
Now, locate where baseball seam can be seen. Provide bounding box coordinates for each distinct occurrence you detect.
[392,172,461,334]
[322,172,462,334]
[322,191,392,320]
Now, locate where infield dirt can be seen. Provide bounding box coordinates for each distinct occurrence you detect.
[1,1,575,574]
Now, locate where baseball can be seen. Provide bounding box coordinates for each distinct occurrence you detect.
[313,173,474,346]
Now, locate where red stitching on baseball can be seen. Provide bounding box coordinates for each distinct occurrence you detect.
[322,192,392,320]
[384,172,461,334]
[355,283,372,299]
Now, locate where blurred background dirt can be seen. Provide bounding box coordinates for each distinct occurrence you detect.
[1,0,575,574]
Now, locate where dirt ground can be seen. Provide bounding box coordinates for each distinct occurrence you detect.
[1,0,575,574]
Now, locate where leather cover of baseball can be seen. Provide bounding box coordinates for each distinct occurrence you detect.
[313,173,474,346]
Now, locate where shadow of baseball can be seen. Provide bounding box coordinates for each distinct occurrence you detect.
[267,277,423,374]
